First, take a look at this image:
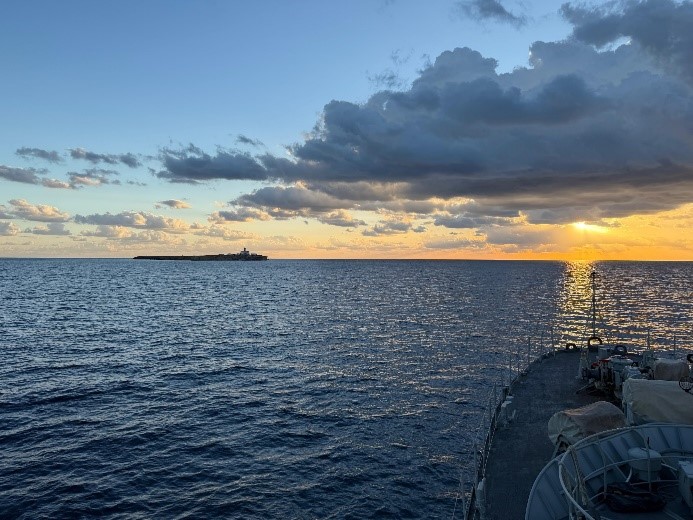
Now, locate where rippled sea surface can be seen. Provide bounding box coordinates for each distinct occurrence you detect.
[1,260,691,519]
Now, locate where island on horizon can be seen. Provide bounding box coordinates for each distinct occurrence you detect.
[134,248,268,261]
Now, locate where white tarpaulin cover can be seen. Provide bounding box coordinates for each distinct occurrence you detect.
[652,358,690,381]
[548,401,626,446]
[622,378,693,425]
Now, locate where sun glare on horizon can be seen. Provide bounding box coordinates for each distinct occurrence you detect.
[572,221,608,234]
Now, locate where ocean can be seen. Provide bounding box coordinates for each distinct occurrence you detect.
[1,259,691,519]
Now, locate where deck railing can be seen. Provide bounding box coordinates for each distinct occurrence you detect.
[453,326,690,520]
[454,323,561,520]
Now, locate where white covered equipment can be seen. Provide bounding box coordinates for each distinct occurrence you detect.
[653,358,690,381]
[622,378,693,425]
[548,400,626,446]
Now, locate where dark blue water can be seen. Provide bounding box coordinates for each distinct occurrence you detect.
[1,260,691,519]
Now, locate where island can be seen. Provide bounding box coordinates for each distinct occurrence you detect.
[134,248,268,261]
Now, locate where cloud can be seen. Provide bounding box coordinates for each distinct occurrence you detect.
[0,165,46,184]
[80,225,187,244]
[195,226,257,241]
[0,222,20,236]
[369,69,406,90]
[315,210,366,228]
[150,2,693,232]
[119,153,141,168]
[368,51,413,91]
[234,185,351,213]
[67,168,120,188]
[0,165,77,190]
[362,219,425,236]
[157,199,191,209]
[70,148,142,168]
[228,185,374,227]
[0,206,14,219]
[561,0,693,83]
[125,230,187,244]
[74,211,191,232]
[7,199,70,222]
[16,147,63,163]
[482,225,562,247]
[424,236,487,250]
[26,223,71,236]
[236,134,264,147]
[209,208,270,222]
[157,145,269,183]
[81,225,134,239]
[454,0,527,27]
[434,214,496,228]
[41,179,72,189]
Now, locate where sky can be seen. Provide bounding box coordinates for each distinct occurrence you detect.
[2,0,693,260]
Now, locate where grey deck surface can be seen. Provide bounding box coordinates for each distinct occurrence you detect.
[484,350,600,520]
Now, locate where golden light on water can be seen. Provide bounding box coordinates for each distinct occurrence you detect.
[558,261,597,338]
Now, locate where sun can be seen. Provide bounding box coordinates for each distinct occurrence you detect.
[572,221,608,233]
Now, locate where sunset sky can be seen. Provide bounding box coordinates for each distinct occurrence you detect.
[2,0,693,259]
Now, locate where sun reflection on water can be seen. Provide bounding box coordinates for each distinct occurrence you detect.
[556,261,597,345]
[556,261,692,353]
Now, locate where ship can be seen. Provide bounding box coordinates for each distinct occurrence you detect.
[461,272,693,520]
[134,247,268,261]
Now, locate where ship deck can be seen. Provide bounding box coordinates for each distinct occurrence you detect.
[483,350,601,520]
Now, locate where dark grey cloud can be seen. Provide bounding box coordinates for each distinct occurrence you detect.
[236,134,264,147]
[16,147,63,163]
[70,148,142,168]
[455,0,526,27]
[316,210,366,228]
[562,0,693,83]
[157,145,269,183]
[0,165,74,190]
[0,165,45,184]
[434,215,501,228]
[154,3,693,226]
[226,187,372,228]
[234,186,350,213]
[119,153,141,168]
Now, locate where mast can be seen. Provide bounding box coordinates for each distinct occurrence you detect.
[590,271,597,337]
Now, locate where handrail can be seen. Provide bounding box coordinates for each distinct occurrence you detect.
[557,424,693,519]
[457,330,689,519]
[458,323,559,519]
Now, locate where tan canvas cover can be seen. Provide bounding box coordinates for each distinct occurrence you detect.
[622,378,693,425]
[548,401,626,445]
[653,358,689,381]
